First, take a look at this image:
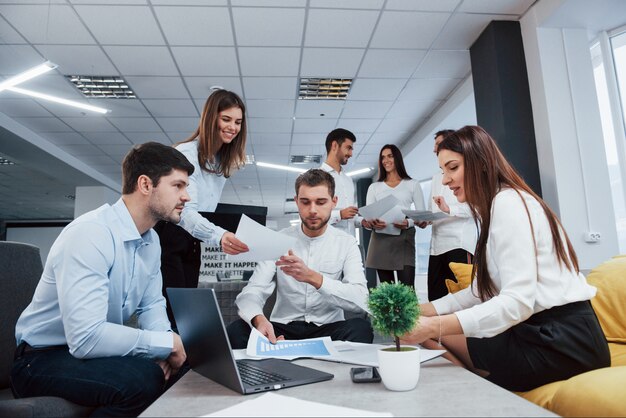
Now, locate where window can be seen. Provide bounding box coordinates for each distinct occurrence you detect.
[591,30,626,253]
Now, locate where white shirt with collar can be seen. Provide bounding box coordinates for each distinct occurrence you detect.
[175,140,227,246]
[235,224,369,327]
[429,172,477,255]
[320,162,362,236]
[431,188,596,338]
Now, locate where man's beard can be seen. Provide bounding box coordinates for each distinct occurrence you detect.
[149,200,182,224]
[300,213,331,232]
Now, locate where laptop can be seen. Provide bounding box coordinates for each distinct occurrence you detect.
[167,288,334,394]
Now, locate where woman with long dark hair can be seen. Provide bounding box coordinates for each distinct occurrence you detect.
[155,89,249,324]
[363,144,426,287]
[400,126,609,391]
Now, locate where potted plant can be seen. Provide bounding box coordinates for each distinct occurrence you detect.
[367,282,421,391]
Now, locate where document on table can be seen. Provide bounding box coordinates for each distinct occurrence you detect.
[402,209,450,223]
[359,195,405,236]
[246,328,340,360]
[227,214,297,262]
[203,392,393,417]
[330,341,446,367]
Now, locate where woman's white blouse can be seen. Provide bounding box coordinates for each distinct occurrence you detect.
[175,140,227,246]
[431,188,596,338]
[365,179,425,228]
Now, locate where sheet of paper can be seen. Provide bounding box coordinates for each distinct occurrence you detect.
[227,214,297,262]
[376,205,406,236]
[402,209,450,223]
[358,194,399,221]
[203,392,393,417]
[329,341,446,367]
[246,328,339,360]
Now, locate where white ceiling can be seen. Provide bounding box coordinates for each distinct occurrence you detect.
[0,0,535,220]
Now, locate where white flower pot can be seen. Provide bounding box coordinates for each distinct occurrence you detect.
[377,346,420,391]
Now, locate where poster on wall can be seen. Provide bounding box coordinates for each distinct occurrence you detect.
[198,243,257,283]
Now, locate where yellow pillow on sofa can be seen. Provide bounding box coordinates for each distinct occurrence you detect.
[586,255,626,343]
[445,262,473,294]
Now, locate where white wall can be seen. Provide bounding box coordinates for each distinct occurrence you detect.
[74,186,120,218]
[6,225,66,265]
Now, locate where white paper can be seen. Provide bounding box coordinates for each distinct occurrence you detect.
[227,214,297,262]
[203,392,393,417]
[402,209,450,223]
[358,195,399,221]
[246,328,339,360]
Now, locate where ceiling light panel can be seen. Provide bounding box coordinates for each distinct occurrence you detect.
[289,154,322,164]
[298,78,352,100]
[67,75,136,98]
[0,157,15,165]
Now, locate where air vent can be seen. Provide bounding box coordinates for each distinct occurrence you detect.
[284,210,299,215]
[298,78,352,100]
[66,75,136,98]
[285,198,295,202]
[289,155,321,164]
[0,157,15,165]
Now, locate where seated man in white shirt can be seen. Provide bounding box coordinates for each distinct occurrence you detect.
[227,169,373,349]
[11,142,191,416]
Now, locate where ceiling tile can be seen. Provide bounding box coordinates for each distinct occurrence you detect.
[310,0,384,8]
[289,144,325,155]
[142,99,198,117]
[397,78,461,101]
[246,99,295,118]
[413,50,470,79]
[14,117,72,132]
[88,99,151,118]
[305,9,378,48]
[74,5,164,45]
[293,118,336,133]
[0,45,45,75]
[154,117,197,132]
[70,0,147,3]
[96,143,134,157]
[171,47,239,76]
[376,116,421,132]
[61,143,102,155]
[371,11,450,48]
[290,133,322,145]
[233,8,304,47]
[458,0,534,15]
[80,154,118,165]
[124,131,172,144]
[238,47,301,77]
[295,100,344,118]
[155,6,233,46]
[243,77,297,100]
[231,0,305,5]
[249,133,291,146]
[338,118,381,132]
[61,116,118,132]
[0,4,95,44]
[368,131,409,144]
[0,15,26,43]
[341,100,392,118]
[185,77,242,99]
[254,144,289,156]
[43,132,89,145]
[35,45,118,75]
[103,46,179,76]
[38,99,111,118]
[82,131,132,145]
[108,117,162,132]
[0,99,51,117]
[385,0,460,12]
[300,48,364,78]
[348,78,406,101]
[386,100,441,119]
[358,49,426,78]
[125,76,189,99]
[247,117,292,133]
[433,13,517,49]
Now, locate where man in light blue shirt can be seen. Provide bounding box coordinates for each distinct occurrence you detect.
[12,142,193,416]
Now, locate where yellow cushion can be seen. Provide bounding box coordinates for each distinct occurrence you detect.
[586,255,626,343]
[550,366,626,417]
[514,380,563,411]
[609,342,626,367]
[445,262,473,294]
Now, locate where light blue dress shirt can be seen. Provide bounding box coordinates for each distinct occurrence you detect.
[15,199,173,360]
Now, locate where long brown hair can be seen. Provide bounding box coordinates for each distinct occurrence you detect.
[178,89,247,178]
[377,144,411,182]
[438,126,579,301]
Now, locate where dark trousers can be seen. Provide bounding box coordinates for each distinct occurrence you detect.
[11,344,186,417]
[376,265,416,288]
[227,318,374,350]
[154,221,202,328]
[427,248,473,301]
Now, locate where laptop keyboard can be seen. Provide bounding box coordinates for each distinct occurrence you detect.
[237,361,291,386]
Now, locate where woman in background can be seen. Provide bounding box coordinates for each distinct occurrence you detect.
[155,89,249,324]
[363,144,426,287]
[401,125,609,391]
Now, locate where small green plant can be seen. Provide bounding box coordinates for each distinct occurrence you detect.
[368,282,420,351]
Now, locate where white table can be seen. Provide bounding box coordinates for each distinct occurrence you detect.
[140,357,556,417]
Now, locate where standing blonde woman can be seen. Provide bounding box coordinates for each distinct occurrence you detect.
[401,126,609,391]
[155,89,249,324]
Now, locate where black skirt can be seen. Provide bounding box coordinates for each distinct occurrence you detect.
[467,300,610,392]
